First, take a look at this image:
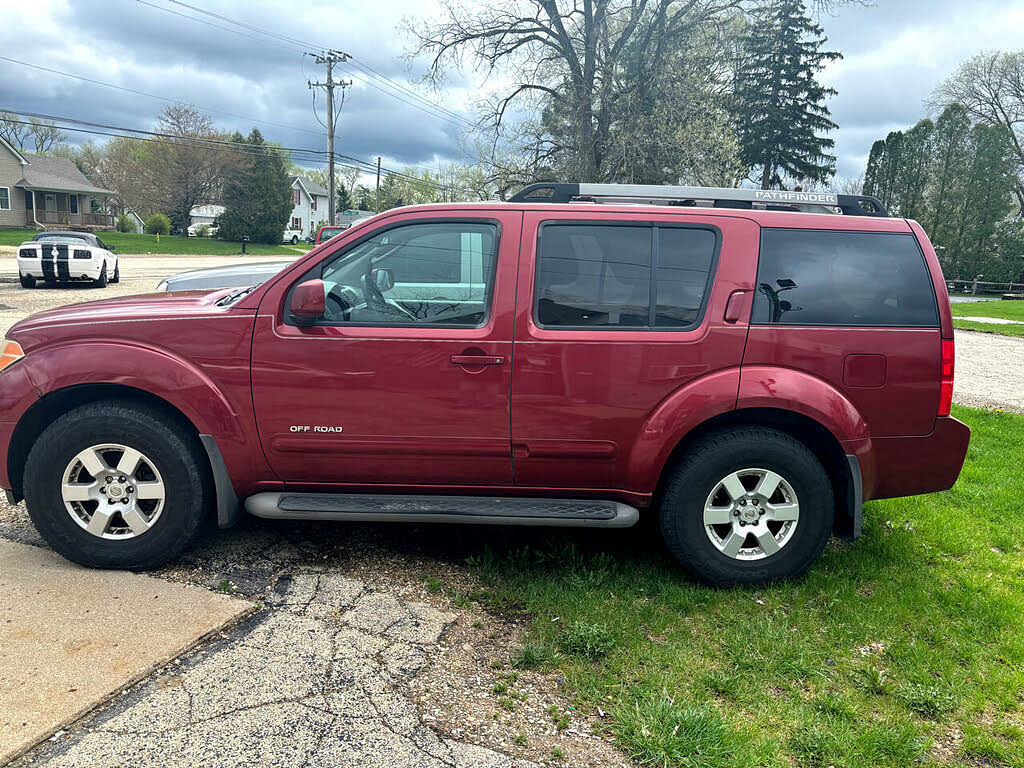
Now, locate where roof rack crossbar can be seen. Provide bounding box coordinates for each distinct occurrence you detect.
[508,183,888,217]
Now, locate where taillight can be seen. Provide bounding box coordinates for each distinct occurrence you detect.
[938,338,954,417]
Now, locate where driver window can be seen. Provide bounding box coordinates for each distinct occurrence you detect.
[319,221,498,326]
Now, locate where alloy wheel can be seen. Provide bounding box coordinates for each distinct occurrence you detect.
[60,443,166,539]
[702,468,800,560]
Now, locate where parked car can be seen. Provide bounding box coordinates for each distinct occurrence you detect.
[0,183,970,586]
[16,231,119,288]
[283,227,302,245]
[187,222,219,238]
[313,224,347,247]
[156,261,292,292]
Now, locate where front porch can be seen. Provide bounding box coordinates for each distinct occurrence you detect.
[23,189,113,229]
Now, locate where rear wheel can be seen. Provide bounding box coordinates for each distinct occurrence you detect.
[23,401,210,569]
[93,264,108,288]
[290,235,299,245]
[19,273,35,289]
[659,427,834,586]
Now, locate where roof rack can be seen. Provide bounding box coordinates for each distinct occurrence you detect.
[508,183,888,217]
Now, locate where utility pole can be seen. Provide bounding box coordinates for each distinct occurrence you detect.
[375,156,381,213]
[309,50,350,227]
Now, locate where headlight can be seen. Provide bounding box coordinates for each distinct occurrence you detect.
[0,339,24,372]
[156,280,169,292]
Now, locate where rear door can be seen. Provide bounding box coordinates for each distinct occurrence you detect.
[742,226,942,436]
[510,211,757,492]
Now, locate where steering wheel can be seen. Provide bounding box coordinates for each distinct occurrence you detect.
[323,280,417,322]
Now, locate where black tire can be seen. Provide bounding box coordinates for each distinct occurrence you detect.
[290,235,299,245]
[659,427,834,587]
[23,401,211,569]
[19,273,35,289]
[94,264,108,288]
[111,261,120,283]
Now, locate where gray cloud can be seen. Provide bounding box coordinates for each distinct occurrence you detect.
[1,0,1022,186]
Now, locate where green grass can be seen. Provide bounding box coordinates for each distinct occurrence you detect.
[950,300,1024,322]
[467,405,1024,768]
[0,228,309,256]
[954,319,1024,337]
[951,300,1024,338]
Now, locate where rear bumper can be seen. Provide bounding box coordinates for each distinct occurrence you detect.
[853,417,971,501]
[18,256,104,280]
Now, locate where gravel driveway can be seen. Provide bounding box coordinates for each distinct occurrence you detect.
[953,329,1024,413]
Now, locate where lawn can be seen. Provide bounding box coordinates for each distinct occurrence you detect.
[951,300,1024,338]
[0,228,309,256]
[460,405,1024,768]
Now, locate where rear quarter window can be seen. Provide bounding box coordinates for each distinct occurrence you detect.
[752,229,939,327]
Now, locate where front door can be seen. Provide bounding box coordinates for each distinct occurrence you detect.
[251,210,521,488]
[510,211,756,493]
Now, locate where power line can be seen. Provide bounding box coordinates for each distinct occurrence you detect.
[2,110,459,194]
[0,55,327,140]
[138,0,478,131]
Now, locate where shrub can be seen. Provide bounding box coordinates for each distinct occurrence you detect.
[144,213,170,235]
[115,212,134,232]
[194,223,211,238]
[559,621,616,659]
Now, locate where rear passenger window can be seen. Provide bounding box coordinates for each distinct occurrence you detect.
[752,230,939,327]
[536,223,717,329]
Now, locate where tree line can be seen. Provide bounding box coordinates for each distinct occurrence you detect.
[408,0,849,195]
[863,51,1024,281]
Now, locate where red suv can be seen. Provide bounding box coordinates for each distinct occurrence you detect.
[0,184,970,586]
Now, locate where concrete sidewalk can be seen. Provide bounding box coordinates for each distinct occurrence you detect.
[0,541,251,764]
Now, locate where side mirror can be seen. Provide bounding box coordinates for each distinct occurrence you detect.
[373,267,395,292]
[289,279,326,325]
[106,244,115,251]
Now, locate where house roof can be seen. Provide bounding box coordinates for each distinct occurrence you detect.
[290,175,328,197]
[190,204,226,218]
[17,153,113,195]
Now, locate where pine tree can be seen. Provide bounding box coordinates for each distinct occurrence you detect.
[337,185,351,213]
[215,128,293,244]
[734,0,841,189]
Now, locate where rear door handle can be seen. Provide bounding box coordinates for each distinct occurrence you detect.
[724,290,751,324]
[450,354,505,366]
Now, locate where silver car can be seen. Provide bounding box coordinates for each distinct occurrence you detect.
[156,261,292,292]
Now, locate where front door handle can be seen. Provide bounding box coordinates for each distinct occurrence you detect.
[450,354,505,366]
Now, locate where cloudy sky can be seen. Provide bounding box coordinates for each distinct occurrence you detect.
[0,0,1022,184]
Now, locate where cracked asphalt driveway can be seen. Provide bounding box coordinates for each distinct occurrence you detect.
[19,569,535,768]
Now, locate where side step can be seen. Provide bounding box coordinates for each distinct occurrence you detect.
[244,493,639,528]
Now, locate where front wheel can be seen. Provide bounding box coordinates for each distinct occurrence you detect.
[659,426,834,586]
[19,273,35,289]
[110,260,120,283]
[23,401,211,569]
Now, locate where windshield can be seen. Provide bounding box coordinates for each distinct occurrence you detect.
[320,227,344,241]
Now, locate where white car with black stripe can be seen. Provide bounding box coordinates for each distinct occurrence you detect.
[17,231,119,288]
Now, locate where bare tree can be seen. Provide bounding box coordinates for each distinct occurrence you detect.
[0,112,33,151]
[29,118,66,154]
[932,50,1024,213]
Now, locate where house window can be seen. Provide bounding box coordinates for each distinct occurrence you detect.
[69,195,79,215]
[293,188,301,206]
[292,217,302,230]
[24,190,32,210]
[0,187,9,210]
[311,195,317,211]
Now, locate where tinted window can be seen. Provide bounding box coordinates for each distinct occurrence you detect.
[536,224,716,329]
[753,230,938,327]
[318,221,497,327]
[655,228,716,327]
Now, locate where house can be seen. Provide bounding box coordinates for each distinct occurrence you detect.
[0,136,114,229]
[289,176,329,237]
[189,204,225,228]
[121,209,146,234]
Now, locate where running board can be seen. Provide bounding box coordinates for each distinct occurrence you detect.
[244,493,639,528]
